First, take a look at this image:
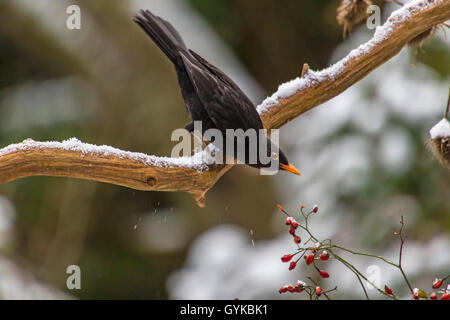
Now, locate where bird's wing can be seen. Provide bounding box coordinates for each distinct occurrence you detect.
[179,51,263,133]
[188,49,243,94]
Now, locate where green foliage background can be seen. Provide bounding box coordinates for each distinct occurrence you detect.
[0,0,448,299]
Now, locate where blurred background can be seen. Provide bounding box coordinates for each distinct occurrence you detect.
[0,0,448,299]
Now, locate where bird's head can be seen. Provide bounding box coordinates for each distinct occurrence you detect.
[263,138,300,176]
[277,149,301,176]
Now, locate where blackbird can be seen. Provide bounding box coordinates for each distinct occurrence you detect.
[134,10,300,175]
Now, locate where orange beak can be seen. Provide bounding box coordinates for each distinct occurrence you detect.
[280,163,301,176]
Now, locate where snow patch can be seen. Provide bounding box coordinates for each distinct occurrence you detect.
[0,138,210,171]
[430,118,450,139]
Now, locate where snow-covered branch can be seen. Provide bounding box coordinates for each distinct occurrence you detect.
[0,138,225,207]
[1,0,449,206]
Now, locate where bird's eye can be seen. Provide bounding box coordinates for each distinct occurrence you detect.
[271,152,279,160]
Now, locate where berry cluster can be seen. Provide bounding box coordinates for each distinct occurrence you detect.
[278,205,330,278]
[409,278,450,300]
[279,279,337,300]
[382,260,450,299]
[276,204,449,300]
[277,204,336,299]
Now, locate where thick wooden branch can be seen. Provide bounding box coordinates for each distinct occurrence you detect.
[0,139,225,207]
[1,0,449,207]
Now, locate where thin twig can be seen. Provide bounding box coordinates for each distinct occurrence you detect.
[395,216,413,293]
[331,245,397,267]
[307,276,332,300]
[331,253,370,300]
[332,251,398,300]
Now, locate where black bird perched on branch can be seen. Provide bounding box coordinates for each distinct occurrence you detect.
[134,10,300,175]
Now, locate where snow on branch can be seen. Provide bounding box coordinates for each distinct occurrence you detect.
[1,0,449,206]
[0,138,210,170]
[0,138,221,207]
[257,0,449,129]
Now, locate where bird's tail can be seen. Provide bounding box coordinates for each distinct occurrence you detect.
[133,10,187,64]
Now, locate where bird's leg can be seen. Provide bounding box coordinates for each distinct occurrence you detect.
[189,128,209,153]
[185,122,209,152]
[192,130,203,152]
[184,121,206,151]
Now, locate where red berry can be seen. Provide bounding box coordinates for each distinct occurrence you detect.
[384,285,393,295]
[441,293,450,300]
[412,288,427,300]
[318,270,329,278]
[290,219,299,229]
[430,292,438,300]
[312,205,318,213]
[319,251,329,261]
[293,235,301,244]
[289,226,296,235]
[279,285,288,294]
[315,286,322,296]
[285,217,293,225]
[281,254,293,263]
[287,285,295,293]
[289,261,297,270]
[305,253,315,265]
[432,278,443,289]
[295,280,306,289]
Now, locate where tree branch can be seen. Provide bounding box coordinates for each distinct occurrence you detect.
[0,138,226,207]
[1,0,449,206]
